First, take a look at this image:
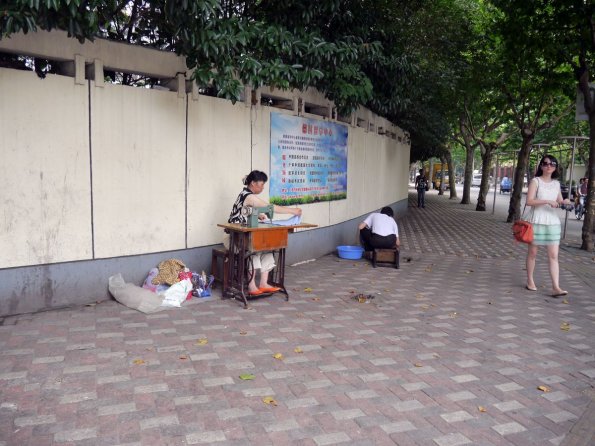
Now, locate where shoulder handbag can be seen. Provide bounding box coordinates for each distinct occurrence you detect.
[512,180,537,244]
[512,219,533,243]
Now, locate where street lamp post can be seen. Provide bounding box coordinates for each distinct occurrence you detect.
[559,136,588,239]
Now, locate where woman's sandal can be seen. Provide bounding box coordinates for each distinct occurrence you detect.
[259,286,281,293]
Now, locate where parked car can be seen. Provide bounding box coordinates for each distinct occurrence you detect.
[471,174,482,187]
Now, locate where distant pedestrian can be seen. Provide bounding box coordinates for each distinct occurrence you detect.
[359,207,400,252]
[525,155,571,297]
[414,169,428,208]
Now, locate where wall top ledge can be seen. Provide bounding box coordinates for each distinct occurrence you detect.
[0,30,187,79]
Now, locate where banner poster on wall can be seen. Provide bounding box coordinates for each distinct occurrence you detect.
[269,112,348,205]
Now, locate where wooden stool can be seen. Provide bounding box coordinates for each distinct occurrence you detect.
[211,246,229,293]
[372,248,399,269]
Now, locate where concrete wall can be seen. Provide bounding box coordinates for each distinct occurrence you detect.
[0,31,410,316]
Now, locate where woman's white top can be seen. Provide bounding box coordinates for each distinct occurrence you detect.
[529,177,561,225]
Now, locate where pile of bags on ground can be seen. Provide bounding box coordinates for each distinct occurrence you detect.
[108,258,214,313]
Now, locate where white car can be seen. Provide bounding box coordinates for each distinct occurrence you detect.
[471,174,482,187]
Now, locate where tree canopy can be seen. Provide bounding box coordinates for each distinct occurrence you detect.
[1,0,479,160]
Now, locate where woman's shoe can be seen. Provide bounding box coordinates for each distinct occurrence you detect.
[551,290,568,297]
[525,285,537,291]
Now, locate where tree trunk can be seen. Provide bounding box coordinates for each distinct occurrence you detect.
[476,142,496,211]
[461,144,474,204]
[507,133,534,222]
[459,115,474,205]
[444,150,457,199]
[581,111,594,251]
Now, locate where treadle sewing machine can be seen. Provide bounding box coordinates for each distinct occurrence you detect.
[240,204,274,228]
[217,213,317,308]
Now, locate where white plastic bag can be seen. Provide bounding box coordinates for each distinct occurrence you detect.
[160,278,192,307]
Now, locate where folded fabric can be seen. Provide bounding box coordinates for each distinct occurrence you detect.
[142,268,159,292]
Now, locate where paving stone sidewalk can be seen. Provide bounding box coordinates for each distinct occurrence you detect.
[1,191,593,446]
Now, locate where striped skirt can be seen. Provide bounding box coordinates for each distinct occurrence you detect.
[532,223,561,245]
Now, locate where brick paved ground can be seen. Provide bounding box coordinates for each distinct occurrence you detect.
[1,190,593,446]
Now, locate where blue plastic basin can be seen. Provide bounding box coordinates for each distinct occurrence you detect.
[337,245,364,260]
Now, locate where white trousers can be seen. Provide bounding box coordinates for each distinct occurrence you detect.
[223,234,276,273]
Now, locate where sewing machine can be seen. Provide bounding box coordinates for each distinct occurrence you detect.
[240,205,274,228]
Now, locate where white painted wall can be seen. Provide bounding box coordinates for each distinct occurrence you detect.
[0,69,92,267]
[90,82,188,258]
[0,31,410,271]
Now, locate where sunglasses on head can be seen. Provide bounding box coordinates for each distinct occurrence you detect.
[541,161,557,167]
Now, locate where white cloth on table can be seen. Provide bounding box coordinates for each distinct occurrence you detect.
[260,215,302,226]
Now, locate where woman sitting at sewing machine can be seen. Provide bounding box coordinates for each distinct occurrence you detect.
[226,170,302,296]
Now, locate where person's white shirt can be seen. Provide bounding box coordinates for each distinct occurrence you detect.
[363,213,398,237]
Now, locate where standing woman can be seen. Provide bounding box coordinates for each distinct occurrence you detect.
[227,170,302,295]
[525,155,571,297]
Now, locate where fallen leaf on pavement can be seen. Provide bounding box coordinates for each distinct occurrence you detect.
[560,322,570,331]
[262,397,278,406]
[196,338,208,345]
[273,353,284,360]
[537,385,551,392]
[294,347,303,353]
[304,287,313,292]
[239,374,255,380]
[478,406,487,412]
[133,359,146,365]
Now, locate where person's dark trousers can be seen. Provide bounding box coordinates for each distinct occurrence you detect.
[417,188,425,208]
[360,228,396,251]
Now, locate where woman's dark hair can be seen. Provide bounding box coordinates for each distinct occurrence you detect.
[535,155,560,179]
[243,170,268,185]
[380,206,394,217]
